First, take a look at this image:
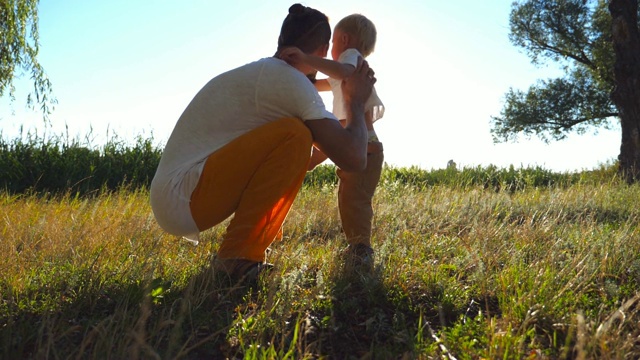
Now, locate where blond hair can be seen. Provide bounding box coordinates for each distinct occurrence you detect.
[335,14,377,57]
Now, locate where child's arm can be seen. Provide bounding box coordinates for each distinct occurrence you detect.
[304,55,355,80]
[279,47,355,80]
[314,79,331,92]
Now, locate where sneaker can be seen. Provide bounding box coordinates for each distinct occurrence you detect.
[213,258,274,284]
[342,243,375,271]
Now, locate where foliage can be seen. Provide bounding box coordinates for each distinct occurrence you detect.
[491,0,624,143]
[0,132,622,196]
[1,178,640,358]
[0,0,55,116]
[0,132,162,195]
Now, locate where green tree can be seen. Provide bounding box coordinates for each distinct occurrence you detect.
[491,0,640,181]
[1,0,54,116]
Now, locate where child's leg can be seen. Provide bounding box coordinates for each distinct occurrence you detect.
[189,117,312,263]
[336,141,384,247]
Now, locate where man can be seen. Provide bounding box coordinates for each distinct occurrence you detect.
[150,4,375,280]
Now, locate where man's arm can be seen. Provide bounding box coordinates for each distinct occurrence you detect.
[304,58,375,172]
[314,79,331,92]
[307,119,348,170]
[305,117,366,171]
[308,145,329,170]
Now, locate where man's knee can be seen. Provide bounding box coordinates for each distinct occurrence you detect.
[278,117,312,147]
[273,118,312,162]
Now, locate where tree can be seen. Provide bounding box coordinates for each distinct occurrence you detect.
[491,0,640,181]
[1,0,54,117]
[609,0,640,181]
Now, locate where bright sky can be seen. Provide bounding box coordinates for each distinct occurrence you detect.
[0,0,621,172]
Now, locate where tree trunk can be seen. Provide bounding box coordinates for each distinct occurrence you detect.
[609,0,640,183]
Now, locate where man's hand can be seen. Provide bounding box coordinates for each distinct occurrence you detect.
[341,57,376,107]
[278,46,307,66]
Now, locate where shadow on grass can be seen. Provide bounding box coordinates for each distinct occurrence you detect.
[327,265,413,358]
[1,256,505,359]
[0,265,257,359]
[304,258,504,359]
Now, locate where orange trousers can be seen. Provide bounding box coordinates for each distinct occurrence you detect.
[189,117,312,263]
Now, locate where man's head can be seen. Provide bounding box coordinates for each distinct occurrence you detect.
[277,4,331,55]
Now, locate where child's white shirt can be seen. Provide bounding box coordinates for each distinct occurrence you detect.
[327,48,385,122]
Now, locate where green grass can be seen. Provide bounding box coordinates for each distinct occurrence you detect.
[2,172,639,358]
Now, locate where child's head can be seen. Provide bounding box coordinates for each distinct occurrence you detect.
[332,14,377,59]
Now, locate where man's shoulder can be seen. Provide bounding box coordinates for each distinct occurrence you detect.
[258,58,311,86]
[255,57,295,71]
[226,57,288,74]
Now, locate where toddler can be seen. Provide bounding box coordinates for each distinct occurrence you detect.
[280,14,384,262]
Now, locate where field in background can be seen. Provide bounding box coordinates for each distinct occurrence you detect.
[1,134,639,358]
[0,130,619,195]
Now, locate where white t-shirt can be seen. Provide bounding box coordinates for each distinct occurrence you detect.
[327,48,384,122]
[150,57,336,240]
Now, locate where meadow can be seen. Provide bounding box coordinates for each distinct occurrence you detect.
[1,135,639,359]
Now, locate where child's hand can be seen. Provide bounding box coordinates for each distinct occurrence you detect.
[278,47,306,66]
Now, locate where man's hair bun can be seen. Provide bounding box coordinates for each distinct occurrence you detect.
[278,4,330,53]
[288,4,306,15]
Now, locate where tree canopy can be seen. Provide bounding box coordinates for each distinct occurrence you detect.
[1,0,54,116]
[491,0,625,143]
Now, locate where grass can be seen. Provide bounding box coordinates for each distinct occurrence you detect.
[1,172,640,359]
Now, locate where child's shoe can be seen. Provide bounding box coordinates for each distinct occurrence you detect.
[342,243,375,271]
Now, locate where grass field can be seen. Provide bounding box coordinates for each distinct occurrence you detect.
[2,169,639,359]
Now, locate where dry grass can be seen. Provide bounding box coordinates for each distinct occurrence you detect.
[1,181,640,359]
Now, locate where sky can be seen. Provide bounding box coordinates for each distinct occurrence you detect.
[0,0,621,172]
